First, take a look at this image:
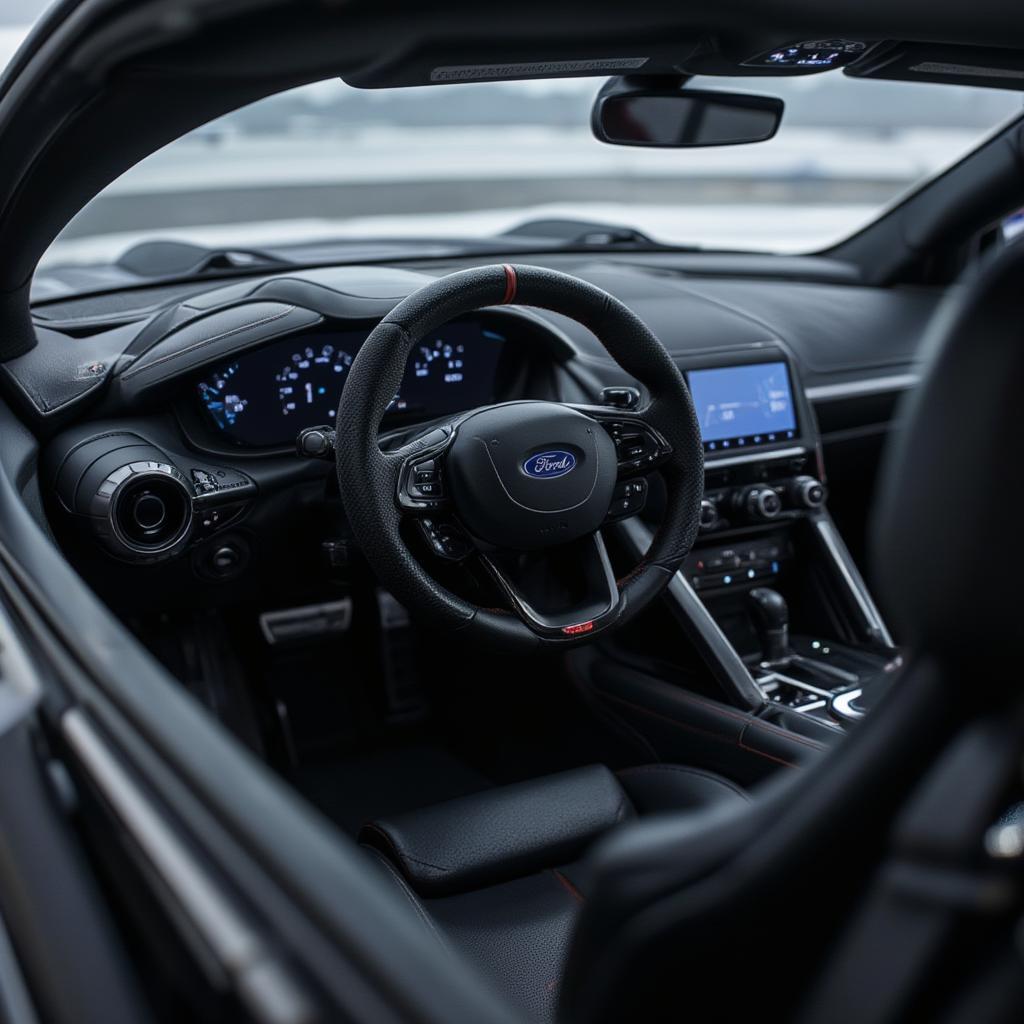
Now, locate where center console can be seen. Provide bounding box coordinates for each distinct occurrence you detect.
[614,344,899,736]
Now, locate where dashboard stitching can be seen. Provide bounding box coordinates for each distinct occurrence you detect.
[120,305,298,380]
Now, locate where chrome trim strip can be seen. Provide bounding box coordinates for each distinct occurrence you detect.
[61,709,315,1024]
[704,445,807,470]
[832,688,865,720]
[813,516,895,648]
[616,518,764,709]
[806,374,919,402]
[758,671,833,698]
[794,700,828,714]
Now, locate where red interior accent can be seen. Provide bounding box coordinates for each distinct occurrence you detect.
[562,620,595,636]
[501,263,518,304]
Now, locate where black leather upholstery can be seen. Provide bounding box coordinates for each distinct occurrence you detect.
[114,300,323,404]
[361,765,633,897]
[361,762,748,1022]
[615,763,751,813]
[872,241,1024,664]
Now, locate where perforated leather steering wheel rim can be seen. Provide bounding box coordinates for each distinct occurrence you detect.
[335,264,704,651]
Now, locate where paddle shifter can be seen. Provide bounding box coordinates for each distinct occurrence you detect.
[748,587,790,664]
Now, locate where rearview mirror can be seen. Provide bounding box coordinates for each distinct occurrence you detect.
[592,77,784,148]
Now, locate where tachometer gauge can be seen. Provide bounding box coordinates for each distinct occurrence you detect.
[413,337,465,385]
[276,344,353,420]
[198,364,247,430]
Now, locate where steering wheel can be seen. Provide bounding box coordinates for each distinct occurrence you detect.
[334,264,704,651]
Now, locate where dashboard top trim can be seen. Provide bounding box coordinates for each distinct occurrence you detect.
[805,373,919,402]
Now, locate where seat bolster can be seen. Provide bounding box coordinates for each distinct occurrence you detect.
[360,764,633,897]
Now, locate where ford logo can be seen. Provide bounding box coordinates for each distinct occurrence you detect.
[523,450,577,479]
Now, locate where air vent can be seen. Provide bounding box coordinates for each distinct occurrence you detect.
[93,462,194,562]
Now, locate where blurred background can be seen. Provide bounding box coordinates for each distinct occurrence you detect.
[2,4,1021,263]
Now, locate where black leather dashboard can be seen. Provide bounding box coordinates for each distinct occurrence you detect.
[11,253,941,433]
[6,251,944,602]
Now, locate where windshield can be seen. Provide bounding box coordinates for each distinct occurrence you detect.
[43,73,1023,267]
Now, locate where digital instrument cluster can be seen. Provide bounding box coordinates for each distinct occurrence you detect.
[197,319,507,447]
[685,360,798,453]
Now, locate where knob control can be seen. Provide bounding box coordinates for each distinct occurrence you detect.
[739,486,782,522]
[789,475,826,509]
[296,426,336,459]
[699,498,718,530]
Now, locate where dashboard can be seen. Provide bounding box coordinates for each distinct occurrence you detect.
[21,254,930,611]
[196,317,508,447]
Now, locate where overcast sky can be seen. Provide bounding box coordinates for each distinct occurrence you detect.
[0,0,45,26]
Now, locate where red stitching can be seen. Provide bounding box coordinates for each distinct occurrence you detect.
[551,869,585,904]
[501,263,517,304]
[652,686,826,751]
[604,693,799,769]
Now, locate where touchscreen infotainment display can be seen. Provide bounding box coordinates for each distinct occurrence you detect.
[686,361,797,452]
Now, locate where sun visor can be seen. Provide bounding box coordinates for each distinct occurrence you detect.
[341,38,703,88]
[845,41,1024,91]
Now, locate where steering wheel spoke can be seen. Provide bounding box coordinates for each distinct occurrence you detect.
[564,402,673,479]
[384,424,457,516]
[478,530,620,639]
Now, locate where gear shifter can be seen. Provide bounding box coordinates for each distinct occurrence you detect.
[748,587,790,664]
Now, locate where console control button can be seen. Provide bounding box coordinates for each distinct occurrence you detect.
[600,420,672,475]
[296,426,336,459]
[739,485,782,522]
[418,518,472,560]
[600,386,641,409]
[788,475,826,509]
[194,500,248,537]
[399,451,451,512]
[699,499,718,530]
[190,465,256,504]
[190,468,219,495]
[605,477,648,522]
[212,545,241,571]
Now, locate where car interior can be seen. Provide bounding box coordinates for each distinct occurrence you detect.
[1,2,1024,1024]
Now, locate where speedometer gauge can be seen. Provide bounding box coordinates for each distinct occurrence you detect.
[197,322,505,448]
[276,344,353,420]
[413,337,465,384]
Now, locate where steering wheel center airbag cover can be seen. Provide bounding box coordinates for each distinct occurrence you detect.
[447,402,617,549]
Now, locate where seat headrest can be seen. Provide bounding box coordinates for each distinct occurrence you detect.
[360,765,632,897]
[871,242,1024,665]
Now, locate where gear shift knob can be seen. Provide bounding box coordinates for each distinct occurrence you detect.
[748,587,789,663]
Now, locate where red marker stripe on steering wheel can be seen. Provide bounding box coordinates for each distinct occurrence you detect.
[501,263,518,304]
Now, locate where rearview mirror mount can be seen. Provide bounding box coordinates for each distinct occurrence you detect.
[592,76,784,148]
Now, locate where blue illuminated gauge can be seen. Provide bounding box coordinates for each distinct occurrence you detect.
[198,364,247,430]
[413,336,466,385]
[276,344,353,420]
